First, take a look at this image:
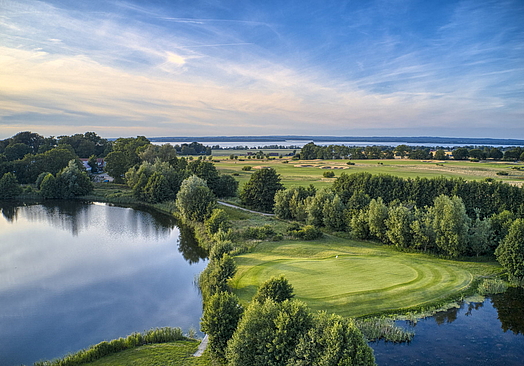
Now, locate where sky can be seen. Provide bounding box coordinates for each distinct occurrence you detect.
[1,0,523,139]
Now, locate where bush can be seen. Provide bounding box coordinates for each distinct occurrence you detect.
[242,166,252,171]
[323,171,335,178]
[242,225,276,240]
[346,161,355,165]
[289,224,323,240]
[496,171,509,176]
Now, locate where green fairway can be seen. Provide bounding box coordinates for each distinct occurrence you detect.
[214,158,524,189]
[231,237,498,318]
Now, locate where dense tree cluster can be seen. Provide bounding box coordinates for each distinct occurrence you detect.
[275,173,524,269]
[240,167,284,212]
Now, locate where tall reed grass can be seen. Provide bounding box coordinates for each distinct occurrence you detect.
[34,327,185,366]
[356,317,414,343]
[477,278,508,295]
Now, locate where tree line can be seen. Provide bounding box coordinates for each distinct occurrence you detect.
[297,142,524,161]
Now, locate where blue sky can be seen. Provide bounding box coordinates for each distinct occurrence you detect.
[1,0,523,139]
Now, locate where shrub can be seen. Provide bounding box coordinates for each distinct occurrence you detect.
[242,166,252,171]
[289,224,323,240]
[323,171,335,178]
[242,225,276,240]
[496,171,509,176]
[346,161,355,165]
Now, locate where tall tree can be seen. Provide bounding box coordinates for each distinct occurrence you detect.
[430,195,470,257]
[495,218,524,282]
[240,167,284,212]
[56,160,93,199]
[176,175,216,222]
[0,172,22,199]
[253,276,295,303]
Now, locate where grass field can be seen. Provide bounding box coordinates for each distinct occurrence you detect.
[82,341,211,366]
[214,157,524,189]
[230,235,500,318]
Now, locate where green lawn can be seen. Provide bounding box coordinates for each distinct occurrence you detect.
[231,236,499,318]
[82,341,211,366]
[214,158,524,190]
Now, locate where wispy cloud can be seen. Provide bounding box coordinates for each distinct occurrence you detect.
[0,0,523,139]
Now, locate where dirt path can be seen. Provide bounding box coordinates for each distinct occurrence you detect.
[218,201,275,216]
[193,334,208,357]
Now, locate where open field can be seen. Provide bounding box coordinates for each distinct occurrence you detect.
[214,158,524,189]
[231,236,500,318]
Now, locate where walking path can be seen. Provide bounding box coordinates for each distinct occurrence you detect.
[218,201,275,216]
[193,334,209,357]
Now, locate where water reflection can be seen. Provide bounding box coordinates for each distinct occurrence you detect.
[370,289,524,366]
[492,287,524,335]
[178,224,208,264]
[0,202,207,366]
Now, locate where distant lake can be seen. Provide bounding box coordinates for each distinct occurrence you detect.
[0,202,207,366]
[153,140,511,149]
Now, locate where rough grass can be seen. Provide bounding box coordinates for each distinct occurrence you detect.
[230,236,499,318]
[81,341,211,366]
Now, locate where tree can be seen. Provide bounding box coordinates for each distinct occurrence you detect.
[143,171,172,203]
[205,208,231,235]
[452,147,469,160]
[176,175,216,222]
[104,151,129,183]
[240,167,284,212]
[386,204,414,249]
[226,299,313,366]
[87,155,99,173]
[214,174,239,198]
[495,218,524,282]
[367,197,389,242]
[56,160,93,198]
[433,149,448,160]
[306,189,334,227]
[40,173,59,199]
[290,312,376,366]
[323,194,346,231]
[430,195,470,257]
[468,216,492,256]
[0,172,22,199]
[200,291,243,361]
[4,143,32,161]
[253,276,295,303]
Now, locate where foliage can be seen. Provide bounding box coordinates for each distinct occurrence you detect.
[242,224,276,240]
[430,195,470,257]
[40,173,60,199]
[322,194,346,231]
[385,204,414,248]
[240,167,284,212]
[253,275,295,303]
[288,224,323,240]
[176,175,216,222]
[323,170,335,178]
[56,160,94,199]
[214,174,239,198]
[477,278,508,295]
[34,327,185,366]
[226,299,375,366]
[205,208,231,235]
[0,172,22,199]
[495,218,524,282]
[200,291,243,361]
[355,317,414,343]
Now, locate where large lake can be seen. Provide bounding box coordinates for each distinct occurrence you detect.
[0,202,207,366]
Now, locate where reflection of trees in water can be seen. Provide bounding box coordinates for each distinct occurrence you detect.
[177,223,208,264]
[0,203,20,222]
[491,287,524,335]
[41,200,90,236]
[464,301,484,317]
[434,306,459,325]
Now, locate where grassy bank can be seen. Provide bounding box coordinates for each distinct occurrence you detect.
[81,341,211,366]
[230,235,501,318]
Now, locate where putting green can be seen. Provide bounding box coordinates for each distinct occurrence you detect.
[231,239,478,317]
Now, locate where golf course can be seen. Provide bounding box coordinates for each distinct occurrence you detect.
[231,231,499,318]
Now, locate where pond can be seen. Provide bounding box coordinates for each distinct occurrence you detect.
[0,201,207,366]
[370,287,524,365]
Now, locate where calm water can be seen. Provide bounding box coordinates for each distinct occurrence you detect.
[370,288,524,365]
[0,202,207,366]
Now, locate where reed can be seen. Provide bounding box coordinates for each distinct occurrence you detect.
[356,317,414,343]
[477,278,508,295]
[34,327,185,366]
